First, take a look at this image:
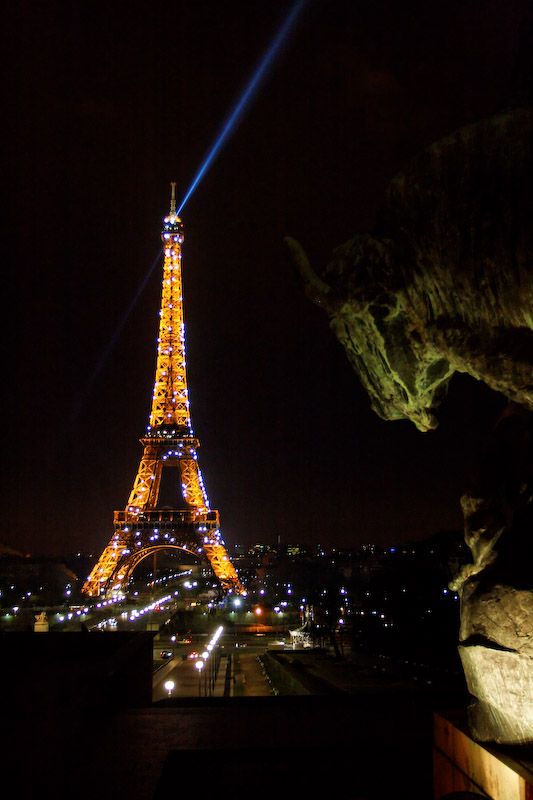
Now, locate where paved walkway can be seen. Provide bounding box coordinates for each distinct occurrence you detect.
[229,651,273,697]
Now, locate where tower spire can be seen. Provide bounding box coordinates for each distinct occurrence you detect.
[170,181,176,215]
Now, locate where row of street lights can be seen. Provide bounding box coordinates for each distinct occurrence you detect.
[194,624,224,696]
[164,625,224,698]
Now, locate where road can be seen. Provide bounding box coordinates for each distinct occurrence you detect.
[152,633,279,700]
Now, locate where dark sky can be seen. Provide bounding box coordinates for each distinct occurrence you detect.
[3,0,529,557]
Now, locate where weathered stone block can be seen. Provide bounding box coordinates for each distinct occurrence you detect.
[459,645,533,745]
[460,584,533,656]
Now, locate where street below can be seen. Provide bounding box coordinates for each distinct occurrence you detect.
[152,632,278,700]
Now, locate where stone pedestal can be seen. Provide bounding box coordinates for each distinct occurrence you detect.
[433,710,533,799]
[33,612,49,632]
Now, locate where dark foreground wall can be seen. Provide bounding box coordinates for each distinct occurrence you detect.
[0,630,155,712]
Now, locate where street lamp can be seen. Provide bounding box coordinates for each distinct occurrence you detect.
[195,659,204,696]
[164,680,175,697]
[200,651,210,695]
[206,644,214,691]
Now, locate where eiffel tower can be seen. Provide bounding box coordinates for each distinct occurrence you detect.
[83,186,245,598]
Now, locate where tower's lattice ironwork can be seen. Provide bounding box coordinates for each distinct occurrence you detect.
[83,186,245,598]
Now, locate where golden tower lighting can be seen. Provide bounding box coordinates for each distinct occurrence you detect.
[83,185,245,598]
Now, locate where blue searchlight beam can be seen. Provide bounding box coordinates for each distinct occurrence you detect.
[67,0,307,433]
[177,0,308,215]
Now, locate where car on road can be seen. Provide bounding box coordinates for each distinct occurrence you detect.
[160,650,173,659]
[188,651,199,660]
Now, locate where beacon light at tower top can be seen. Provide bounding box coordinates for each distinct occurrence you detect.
[162,215,184,237]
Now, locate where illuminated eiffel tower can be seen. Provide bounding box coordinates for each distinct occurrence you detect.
[83,185,245,598]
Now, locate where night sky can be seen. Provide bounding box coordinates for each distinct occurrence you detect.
[4,0,529,557]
